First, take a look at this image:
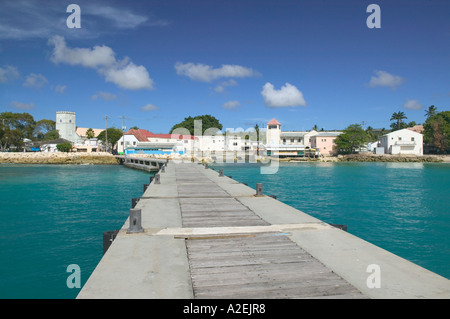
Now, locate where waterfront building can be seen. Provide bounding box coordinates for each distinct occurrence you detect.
[117,129,197,155]
[380,129,423,155]
[310,132,342,156]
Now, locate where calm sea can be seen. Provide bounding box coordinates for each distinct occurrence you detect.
[0,162,449,299]
[212,161,450,281]
[0,164,150,299]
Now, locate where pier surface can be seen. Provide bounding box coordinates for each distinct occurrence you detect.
[78,162,450,299]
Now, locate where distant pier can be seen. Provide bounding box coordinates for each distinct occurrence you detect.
[116,155,167,172]
[78,160,450,299]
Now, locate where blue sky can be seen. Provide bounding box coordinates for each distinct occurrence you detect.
[0,0,449,133]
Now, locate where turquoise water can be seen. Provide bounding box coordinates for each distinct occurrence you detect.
[212,162,450,280]
[0,164,150,299]
[0,162,448,299]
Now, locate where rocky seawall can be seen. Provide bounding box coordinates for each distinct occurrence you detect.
[0,152,119,165]
[338,154,448,162]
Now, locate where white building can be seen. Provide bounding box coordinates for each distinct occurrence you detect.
[265,118,321,157]
[380,129,423,155]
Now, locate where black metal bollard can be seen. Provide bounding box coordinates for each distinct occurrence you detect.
[131,197,140,208]
[103,230,119,255]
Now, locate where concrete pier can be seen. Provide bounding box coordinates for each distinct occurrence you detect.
[78,161,450,299]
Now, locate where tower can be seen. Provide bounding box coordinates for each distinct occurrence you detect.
[56,111,81,143]
[266,118,281,146]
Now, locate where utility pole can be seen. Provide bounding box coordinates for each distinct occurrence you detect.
[104,115,110,152]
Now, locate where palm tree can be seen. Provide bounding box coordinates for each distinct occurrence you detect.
[425,105,437,119]
[390,111,408,130]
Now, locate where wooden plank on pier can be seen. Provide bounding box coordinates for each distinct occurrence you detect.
[186,233,367,299]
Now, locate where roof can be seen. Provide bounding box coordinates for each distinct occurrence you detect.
[76,127,104,138]
[407,125,424,133]
[267,118,281,125]
[382,128,423,137]
[315,132,343,137]
[34,138,72,145]
[125,129,197,141]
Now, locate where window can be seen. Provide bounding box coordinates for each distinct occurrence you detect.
[283,139,286,143]
[411,137,415,141]
[290,138,294,143]
[398,137,402,141]
[133,141,136,146]
[233,142,238,146]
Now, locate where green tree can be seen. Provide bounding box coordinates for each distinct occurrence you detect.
[425,105,437,119]
[56,142,73,152]
[390,111,408,131]
[0,112,36,139]
[423,111,450,153]
[34,119,56,140]
[97,127,123,151]
[85,128,95,139]
[43,129,60,141]
[335,124,369,154]
[169,115,222,135]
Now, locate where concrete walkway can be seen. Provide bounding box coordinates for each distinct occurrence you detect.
[77,162,450,299]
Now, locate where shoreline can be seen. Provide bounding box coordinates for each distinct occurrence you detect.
[0,152,119,165]
[1,152,449,165]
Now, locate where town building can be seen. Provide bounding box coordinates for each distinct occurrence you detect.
[265,118,340,157]
[117,129,197,155]
[380,129,423,155]
[310,132,342,156]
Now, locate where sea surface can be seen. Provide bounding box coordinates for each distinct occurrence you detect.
[212,161,450,281]
[0,164,150,299]
[0,162,449,299]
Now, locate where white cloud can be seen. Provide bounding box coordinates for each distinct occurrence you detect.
[0,65,19,83]
[368,70,405,89]
[48,35,116,68]
[403,99,423,110]
[86,5,149,29]
[175,62,260,82]
[214,79,237,93]
[48,35,154,90]
[221,100,241,110]
[261,82,306,108]
[54,85,67,94]
[104,62,154,90]
[8,101,34,110]
[140,104,159,112]
[0,1,167,40]
[23,73,48,88]
[92,91,117,101]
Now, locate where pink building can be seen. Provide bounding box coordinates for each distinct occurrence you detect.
[311,132,342,156]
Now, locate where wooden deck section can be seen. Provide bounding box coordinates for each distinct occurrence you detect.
[175,163,366,298]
